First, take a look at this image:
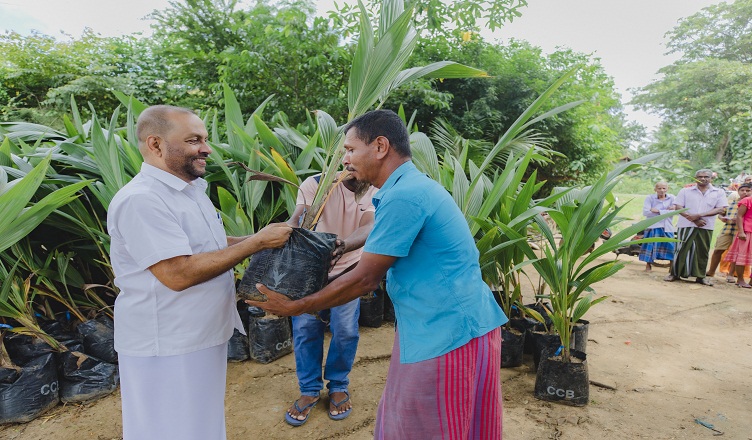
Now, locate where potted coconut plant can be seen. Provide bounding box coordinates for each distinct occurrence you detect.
[509,152,679,406]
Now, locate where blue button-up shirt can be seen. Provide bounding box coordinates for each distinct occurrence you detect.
[364,161,507,364]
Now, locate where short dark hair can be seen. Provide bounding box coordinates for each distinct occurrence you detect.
[344,110,411,158]
[739,183,752,190]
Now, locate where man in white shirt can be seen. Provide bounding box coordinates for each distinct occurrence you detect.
[665,169,727,286]
[107,105,291,440]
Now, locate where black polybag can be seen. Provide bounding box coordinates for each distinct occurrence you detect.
[40,320,120,403]
[76,315,117,364]
[359,290,384,328]
[227,329,250,362]
[57,349,118,403]
[227,302,250,362]
[0,335,59,424]
[237,228,337,301]
[248,312,293,364]
[40,319,119,403]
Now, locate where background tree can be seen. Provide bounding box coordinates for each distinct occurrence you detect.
[150,0,352,122]
[0,30,155,124]
[633,0,752,178]
[389,36,631,187]
[328,0,529,38]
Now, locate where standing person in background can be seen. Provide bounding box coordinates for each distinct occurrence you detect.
[108,105,292,440]
[639,182,676,272]
[707,184,751,282]
[664,169,727,286]
[283,173,376,426]
[248,109,507,439]
[723,183,752,288]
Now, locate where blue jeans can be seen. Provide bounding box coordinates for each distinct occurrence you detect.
[292,298,360,396]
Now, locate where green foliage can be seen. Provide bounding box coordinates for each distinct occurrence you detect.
[396,38,631,188]
[634,0,752,173]
[666,0,752,63]
[150,0,353,122]
[328,0,528,37]
[511,153,680,362]
[0,30,156,123]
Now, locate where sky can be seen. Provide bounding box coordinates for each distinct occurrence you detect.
[0,0,725,132]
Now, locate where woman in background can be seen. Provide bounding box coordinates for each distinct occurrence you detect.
[639,182,676,272]
[723,183,752,288]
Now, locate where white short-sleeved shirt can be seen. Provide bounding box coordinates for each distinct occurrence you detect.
[674,184,728,230]
[108,163,244,357]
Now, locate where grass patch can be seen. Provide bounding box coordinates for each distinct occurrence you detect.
[612,193,647,235]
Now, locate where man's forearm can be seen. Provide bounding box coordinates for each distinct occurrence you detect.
[150,235,272,291]
[342,227,373,253]
[297,269,378,314]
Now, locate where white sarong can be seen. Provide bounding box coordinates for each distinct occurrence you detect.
[119,343,228,440]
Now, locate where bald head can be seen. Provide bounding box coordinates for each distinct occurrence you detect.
[136,105,197,150]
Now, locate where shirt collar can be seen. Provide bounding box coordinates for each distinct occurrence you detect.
[372,161,416,206]
[140,162,207,192]
[689,183,717,192]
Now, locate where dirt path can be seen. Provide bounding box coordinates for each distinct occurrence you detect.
[2,253,752,439]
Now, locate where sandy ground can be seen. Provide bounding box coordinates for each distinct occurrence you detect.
[2,252,752,440]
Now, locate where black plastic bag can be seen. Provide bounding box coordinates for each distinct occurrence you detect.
[35,319,119,403]
[359,290,383,328]
[0,335,59,424]
[227,329,250,362]
[237,228,337,301]
[57,349,119,403]
[77,315,117,364]
[248,314,293,364]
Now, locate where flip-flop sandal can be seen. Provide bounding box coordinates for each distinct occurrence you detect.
[328,391,352,421]
[696,278,713,286]
[736,282,752,289]
[284,398,320,427]
[727,277,737,283]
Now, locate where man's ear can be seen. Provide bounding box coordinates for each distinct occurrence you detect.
[374,136,390,159]
[146,135,162,156]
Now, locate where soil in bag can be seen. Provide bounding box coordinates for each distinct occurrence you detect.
[0,334,59,424]
[248,313,293,364]
[77,314,117,364]
[359,290,383,328]
[237,228,337,302]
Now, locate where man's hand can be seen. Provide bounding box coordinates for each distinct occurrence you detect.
[330,239,346,270]
[685,213,701,222]
[245,284,302,316]
[694,219,707,227]
[253,223,293,249]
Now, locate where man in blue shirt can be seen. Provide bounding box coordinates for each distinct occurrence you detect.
[249,109,507,439]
